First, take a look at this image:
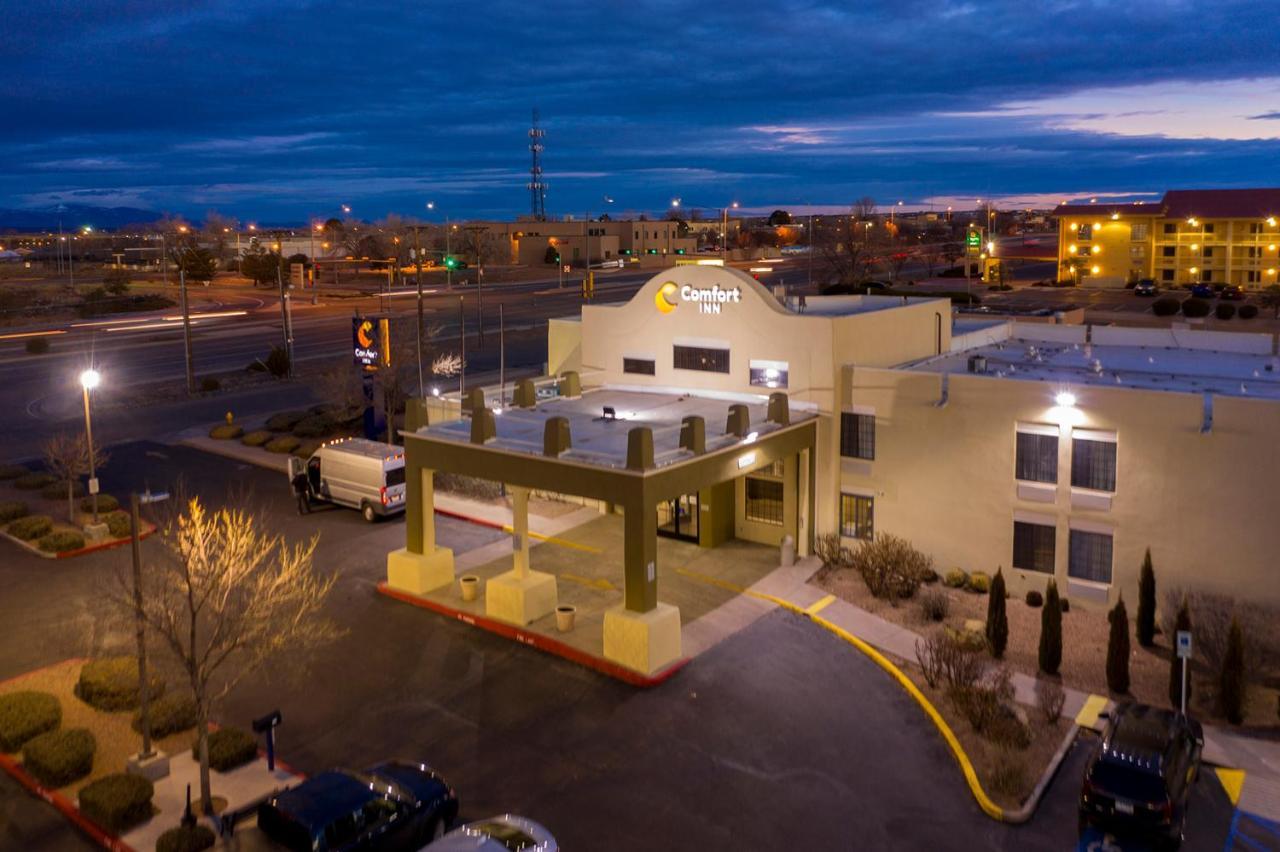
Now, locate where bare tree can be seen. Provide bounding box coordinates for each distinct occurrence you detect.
[314,364,366,420]
[43,433,105,524]
[117,497,339,814]
[812,218,883,286]
[851,197,877,220]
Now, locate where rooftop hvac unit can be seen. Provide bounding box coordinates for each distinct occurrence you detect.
[967,355,987,374]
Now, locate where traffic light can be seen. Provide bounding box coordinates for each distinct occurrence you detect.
[445,256,458,269]
[674,248,685,255]
[646,248,658,255]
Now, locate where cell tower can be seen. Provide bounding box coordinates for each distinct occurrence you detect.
[528,109,547,221]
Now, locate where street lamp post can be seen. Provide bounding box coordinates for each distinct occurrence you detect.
[79,369,101,524]
[130,489,169,763]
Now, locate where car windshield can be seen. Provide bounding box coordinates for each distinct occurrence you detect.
[471,821,538,851]
[1090,759,1167,803]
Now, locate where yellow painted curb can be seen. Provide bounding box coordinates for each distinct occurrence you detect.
[805,594,836,615]
[1074,694,1109,730]
[500,525,604,554]
[1215,767,1245,806]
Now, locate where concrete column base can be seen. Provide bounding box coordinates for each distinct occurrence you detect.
[603,603,682,675]
[485,570,557,626]
[125,750,170,781]
[386,547,455,595]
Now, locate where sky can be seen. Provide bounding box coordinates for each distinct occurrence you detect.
[1,0,1278,223]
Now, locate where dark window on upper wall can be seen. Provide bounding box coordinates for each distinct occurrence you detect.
[673,345,729,373]
[749,363,789,388]
[1069,529,1113,584]
[839,413,875,460]
[1163,223,1177,234]
[1015,431,1058,483]
[1071,438,1117,492]
[1013,521,1056,573]
[623,357,656,375]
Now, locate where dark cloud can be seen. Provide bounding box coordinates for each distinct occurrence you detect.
[1,0,1277,219]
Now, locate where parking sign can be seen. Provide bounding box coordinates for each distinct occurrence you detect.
[1176,630,1192,659]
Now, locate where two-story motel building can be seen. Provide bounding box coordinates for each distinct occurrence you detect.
[388,265,1280,675]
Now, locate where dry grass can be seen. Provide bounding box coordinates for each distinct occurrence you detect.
[818,566,1280,729]
[0,661,191,797]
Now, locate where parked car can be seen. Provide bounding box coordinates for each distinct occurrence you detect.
[1133,279,1158,296]
[427,815,556,851]
[1078,703,1203,849]
[288,437,406,522]
[1189,284,1215,299]
[259,761,458,852]
[1219,285,1245,300]
[859,280,891,292]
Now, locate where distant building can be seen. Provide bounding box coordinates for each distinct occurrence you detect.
[472,219,699,267]
[1054,189,1280,288]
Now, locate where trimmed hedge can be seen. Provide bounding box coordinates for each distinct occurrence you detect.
[0,464,32,481]
[0,691,61,752]
[13,472,56,490]
[42,481,84,500]
[196,727,257,772]
[78,773,154,832]
[81,494,120,513]
[291,440,322,459]
[265,435,301,454]
[0,501,29,522]
[1239,304,1259,319]
[208,424,243,440]
[199,377,221,393]
[157,825,216,852]
[240,430,272,448]
[9,514,53,541]
[38,531,86,553]
[265,410,309,432]
[133,692,197,738]
[76,657,164,712]
[292,414,336,439]
[22,728,95,787]
[105,511,132,539]
[1025,590,1044,607]
[942,568,968,589]
[1181,297,1212,318]
[1215,302,1236,320]
[966,571,991,594]
[1151,297,1181,317]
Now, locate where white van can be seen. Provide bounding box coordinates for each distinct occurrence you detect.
[288,438,407,522]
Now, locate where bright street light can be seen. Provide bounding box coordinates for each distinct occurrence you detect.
[79,369,101,523]
[426,201,435,210]
[80,369,100,390]
[671,198,681,208]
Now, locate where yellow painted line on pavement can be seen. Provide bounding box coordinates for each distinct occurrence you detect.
[1215,767,1246,806]
[497,525,603,554]
[561,573,616,592]
[805,594,835,615]
[1074,694,1109,730]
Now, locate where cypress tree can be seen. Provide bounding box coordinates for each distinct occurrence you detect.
[1039,579,1062,675]
[1137,549,1156,647]
[1107,597,1131,694]
[1220,616,1246,725]
[1168,598,1192,710]
[986,568,1008,658]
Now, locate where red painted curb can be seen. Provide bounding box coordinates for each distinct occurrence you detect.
[0,754,133,852]
[377,582,688,688]
[433,507,508,532]
[57,524,157,560]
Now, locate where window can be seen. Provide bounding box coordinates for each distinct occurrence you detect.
[1071,434,1117,492]
[749,359,789,388]
[1015,428,1058,483]
[1162,246,1176,258]
[623,357,655,375]
[1069,529,1113,584]
[1129,223,1149,241]
[1248,270,1260,283]
[840,412,875,460]
[1203,247,1214,258]
[1077,224,1092,240]
[840,493,874,540]
[1163,223,1177,234]
[1202,270,1213,282]
[385,466,406,487]
[1161,269,1174,281]
[744,477,784,525]
[673,345,729,373]
[1204,223,1215,234]
[1013,521,1055,573]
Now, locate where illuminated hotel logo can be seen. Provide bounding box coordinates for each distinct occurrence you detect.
[654,281,742,315]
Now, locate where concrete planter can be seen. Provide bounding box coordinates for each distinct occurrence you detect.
[555,605,577,633]
[459,575,479,602]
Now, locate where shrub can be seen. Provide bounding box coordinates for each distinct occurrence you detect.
[1239,304,1259,319]
[943,569,968,589]
[916,630,983,691]
[292,440,321,459]
[264,346,291,378]
[1137,549,1156,647]
[292,414,336,439]
[81,494,120,513]
[0,501,29,522]
[989,749,1028,797]
[22,728,95,787]
[0,464,31,480]
[157,824,216,852]
[246,359,266,373]
[966,571,991,594]
[1151,297,1181,316]
[1060,598,1070,614]
[199,377,221,393]
[946,625,988,653]
[1106,598,1131,694]
[435,472,504,500]
[197,727,258,772]
[76,657,164,712]
[921,568,939,585]
[265,410,308,432]
[0,691,61,752]
[1214,302,1236,320]
[1220,617,1246,724]
[208,424,243,440]
[105,511,132,538]
[851,533,934,603]
[14,472,56,490]
[1169,598,1193,709]
[38,531,85,553]
[948,667,1023,746]
[986,569,1008,659]
[919,588,949,622]
[265,435,300,454]
[133,691,197,738]
[1025,590,1043,608]
[9,514,53,540]
[1039,580,1063,675]
[42,481,84,500]
[26,337,51,354]
[1035,678,1066,724]
[814,533,852,570]
[1181,297,1211,318]
[240,430,272,448]
[78,773,154,832]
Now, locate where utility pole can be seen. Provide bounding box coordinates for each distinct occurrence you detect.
[498,303,505,405]
[414,226,424,397]
[160,233,168,287]
[275,245,294,379]
[808,212,814,289]
[130,489,169,762]
[179,269,195,395]
[458,296,466,397]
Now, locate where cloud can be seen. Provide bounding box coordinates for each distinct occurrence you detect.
[1247,111,1280,120]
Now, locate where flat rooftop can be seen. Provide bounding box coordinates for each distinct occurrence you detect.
[414,388,816,469]
[906,338,1280,401]
[786,293,941,317]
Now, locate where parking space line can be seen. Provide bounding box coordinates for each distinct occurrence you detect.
[1074,694,1109,729]
[805,594,835,615]
[560,572,616,592]
[1217,767,1246,806]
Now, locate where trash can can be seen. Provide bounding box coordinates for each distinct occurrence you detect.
[780,535,796,567]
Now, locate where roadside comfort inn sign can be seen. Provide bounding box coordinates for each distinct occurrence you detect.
[654,281,743,315]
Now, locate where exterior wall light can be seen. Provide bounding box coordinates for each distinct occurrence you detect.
[1055,391,1077,407]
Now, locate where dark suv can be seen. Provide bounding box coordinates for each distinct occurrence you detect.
[1078,703,1203,849]
[258,760,458,851]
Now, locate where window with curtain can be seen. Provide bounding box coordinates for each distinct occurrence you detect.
[1013,521,1055,573]
[1015,431,1058,483]
[840,413,875,460]
[1071,437,1117,491]
[839,493,873,540]
[1069,529,1113,583]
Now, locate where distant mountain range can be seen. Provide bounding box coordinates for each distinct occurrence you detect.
[0,205,163,231]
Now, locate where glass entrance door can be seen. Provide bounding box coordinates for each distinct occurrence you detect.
[657,493,699,542]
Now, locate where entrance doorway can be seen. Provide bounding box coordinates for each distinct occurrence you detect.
[657,493,699,542]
